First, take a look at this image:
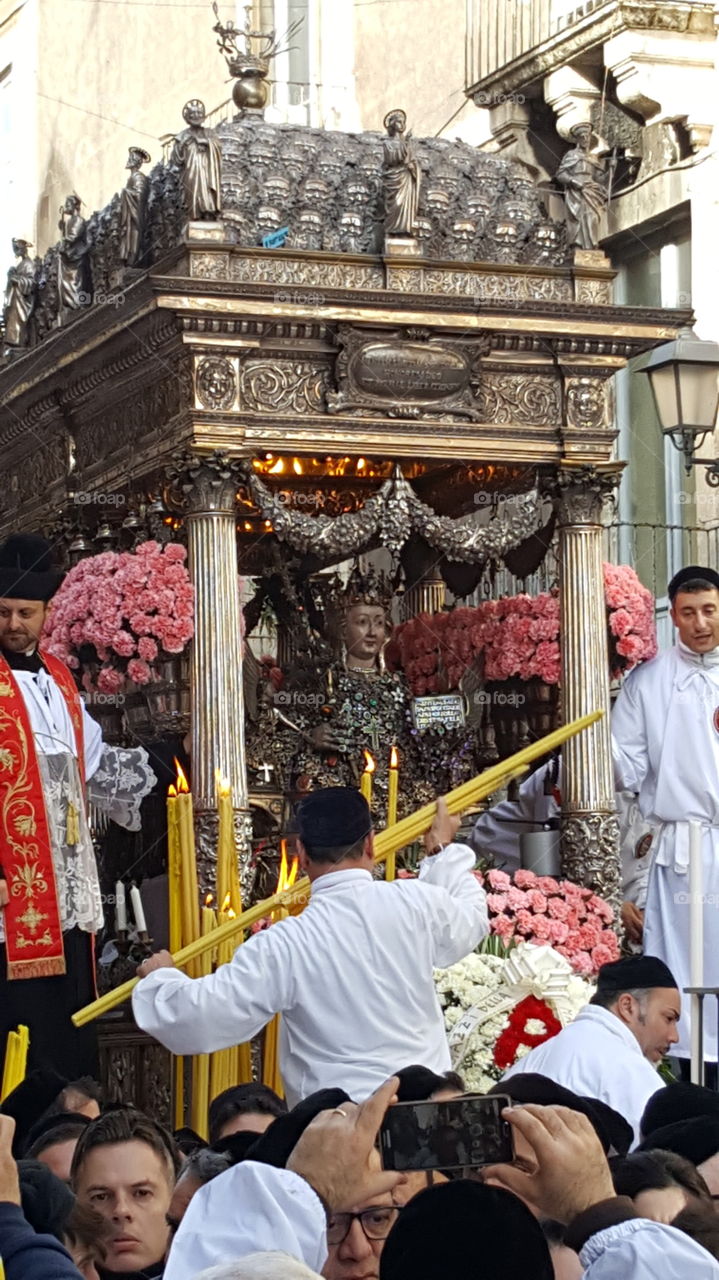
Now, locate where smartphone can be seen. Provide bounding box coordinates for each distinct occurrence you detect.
[378,1094,514,1172]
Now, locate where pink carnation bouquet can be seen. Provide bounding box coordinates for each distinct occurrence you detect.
[478,867,620,977]
[392,563,655,695]
[43,540,194,689]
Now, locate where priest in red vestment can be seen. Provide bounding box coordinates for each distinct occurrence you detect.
[0,534,156,1077]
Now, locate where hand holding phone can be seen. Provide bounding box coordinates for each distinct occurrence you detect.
[378,1094,514,1172]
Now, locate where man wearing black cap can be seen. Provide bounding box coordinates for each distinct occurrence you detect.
[133,787,487,1106]
[0,534,155,1079]
[613,565,719,1067]
[500,956,680,1143]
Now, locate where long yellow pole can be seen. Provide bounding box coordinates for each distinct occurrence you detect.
[72,710,602,1028]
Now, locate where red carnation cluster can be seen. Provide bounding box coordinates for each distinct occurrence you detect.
[493,994,562,1070]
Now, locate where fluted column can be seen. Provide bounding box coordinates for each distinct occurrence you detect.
[172,452,252,898]
[551,466,621,905]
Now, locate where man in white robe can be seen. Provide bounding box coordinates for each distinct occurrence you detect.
[612,565,719,1064]
[469,761,655,943]
[0,534,155,1077]
[133,787,488,1106]
[501,956,678,1144]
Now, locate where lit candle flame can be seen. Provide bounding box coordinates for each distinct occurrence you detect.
[269,458,285,474]
[215,770,231,798]
[276,838,300,893]
[168,783,177,798]
[390,745,398,769]
[293,459,303,474]
[205,892,214,907]
[363,750,376,775]
[221,892,231,913]
[174,758,190,793]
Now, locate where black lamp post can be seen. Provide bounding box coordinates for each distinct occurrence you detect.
[635,326,719,481]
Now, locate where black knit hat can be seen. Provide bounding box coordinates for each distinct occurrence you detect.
[668,565,719,601]
[596,955,677,994]
[637,1116,719,1166]
[379,1180,553,1280]
[0,534,63,602]
[641,1082,719,1142]
[296,787,372,850]
[489,1075,632,1156]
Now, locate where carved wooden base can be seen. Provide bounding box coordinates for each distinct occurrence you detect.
[98,1011,172,1127]
[560,811,621,913]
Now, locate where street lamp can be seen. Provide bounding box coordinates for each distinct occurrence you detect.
[635,326,719,480]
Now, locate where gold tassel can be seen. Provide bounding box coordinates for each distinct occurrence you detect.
[66,802,80,847]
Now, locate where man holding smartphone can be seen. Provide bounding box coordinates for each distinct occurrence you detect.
[133,788,488,1106]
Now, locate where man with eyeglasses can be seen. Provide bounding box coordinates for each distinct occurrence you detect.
[323,1150,400,1280]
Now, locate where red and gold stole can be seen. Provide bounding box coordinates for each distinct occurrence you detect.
[0,651,85,979]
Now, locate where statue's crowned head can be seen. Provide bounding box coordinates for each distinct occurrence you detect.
[569,121,594,148]
[11,238,31,256]
[383,108,407,137]
[127,147,151,170]
[183,99,207,128]
[326,564,393,670]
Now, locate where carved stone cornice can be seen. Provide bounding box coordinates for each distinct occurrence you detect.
[544,464,622,526]
[466,0,716,103]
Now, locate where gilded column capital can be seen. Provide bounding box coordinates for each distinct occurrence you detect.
[167,450,247,517]
[543,464,621,527]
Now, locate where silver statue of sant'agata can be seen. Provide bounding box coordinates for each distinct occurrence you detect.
[3,238,36,349]
[57,194,90,311]
[120,146,151,265]
[555,122,607,250]
[170,100,223,221]
[382,108,421,237]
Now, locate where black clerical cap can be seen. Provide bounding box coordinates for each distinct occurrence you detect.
[244,1087,351,1169]
[295,787,372,850]
[380,1181,553,1280]
[637,1115,719,1166]
[0,1069,68,1156]
[395,1065,457,1103]
[596,955,677,994]
[668,565,719,601]
[641,1082,719,1141]
[0,534,64,602]
[211,1130,260,1163]
[23,1110,90,1156]
[17,1160,75,1241]
[489,1075,632,1156]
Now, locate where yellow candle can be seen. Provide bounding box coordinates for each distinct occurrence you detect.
[387,745,399,826]
[360,750,375,806]
[175,760,200,978]
[167,786,183,955]
[215,772,234,910]
[386,746,399,881]
[190,905,215,1138]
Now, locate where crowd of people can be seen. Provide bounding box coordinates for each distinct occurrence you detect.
[4,547,719,1277]
[5,1067,719,1278]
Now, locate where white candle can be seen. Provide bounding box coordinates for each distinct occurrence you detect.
[689,820,704,1082]
[115,881,127,933]
[130,885,147,935]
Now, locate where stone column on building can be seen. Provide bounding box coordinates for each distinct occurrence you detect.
[172,450,252,899]
[550,466,621,907]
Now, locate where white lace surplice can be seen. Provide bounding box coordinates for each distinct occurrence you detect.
[0,669,156,940]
